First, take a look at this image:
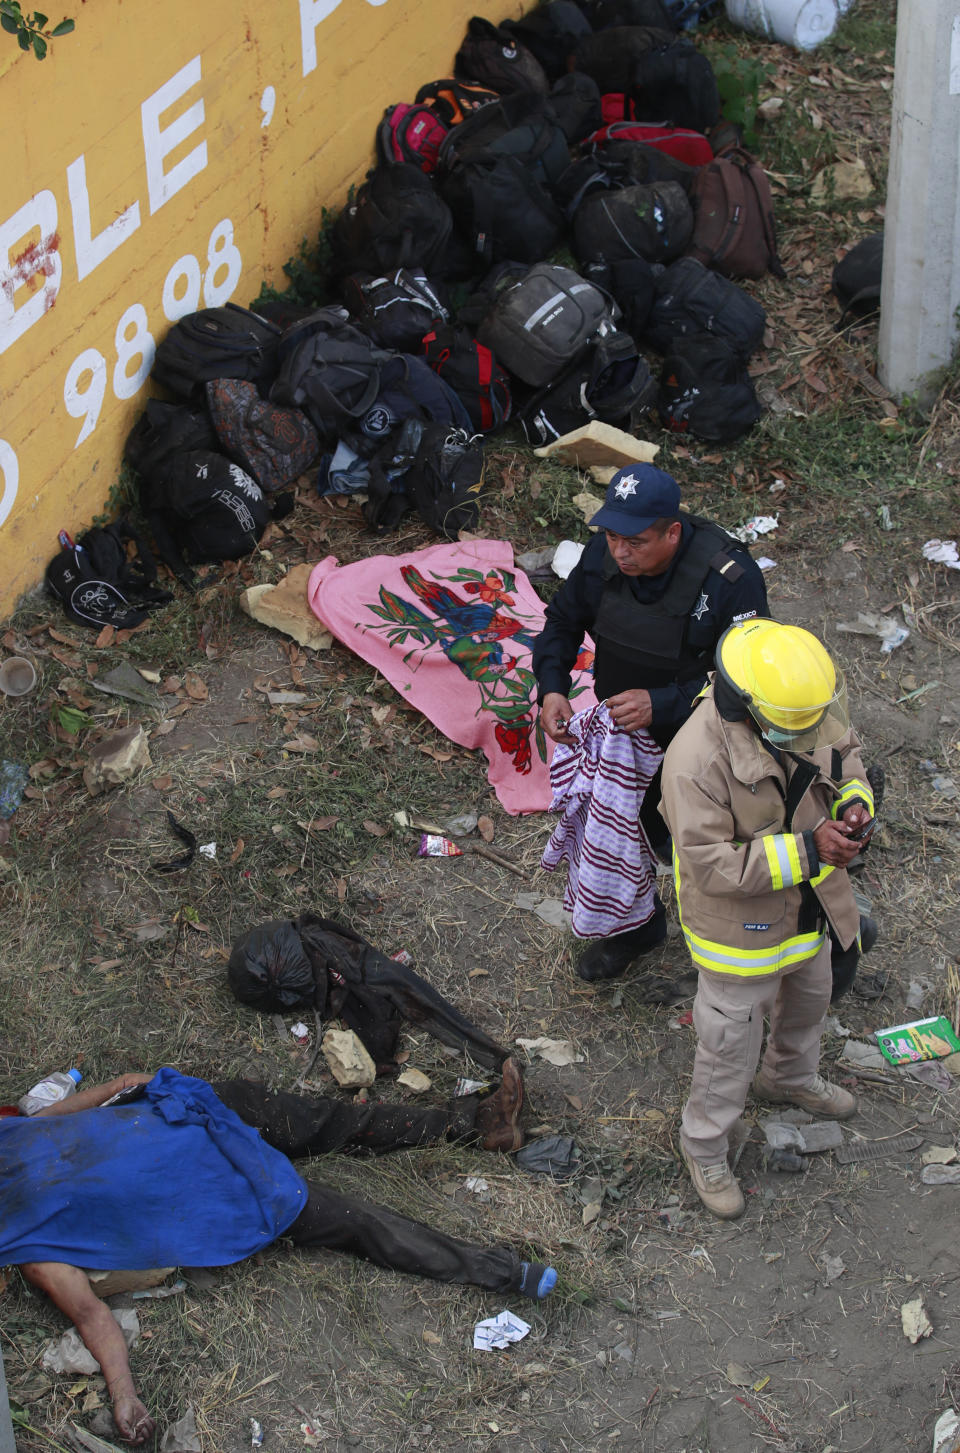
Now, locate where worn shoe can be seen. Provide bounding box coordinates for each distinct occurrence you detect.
[476,1056,524,1152]
[517,1261,558,1300]
[681,1144,745,1220]
[576,905,667,982]
[753,1071,857,1120]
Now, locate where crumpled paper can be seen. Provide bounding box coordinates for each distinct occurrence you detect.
[42,1309,140,1375]
[160,1404,202,1453]
[731,514,778,543]
[923,539,960,570]
[473,1309,531,1350]
[516,1036,584,1066]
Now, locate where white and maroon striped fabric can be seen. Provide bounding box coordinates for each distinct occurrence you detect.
[540,703,663,939]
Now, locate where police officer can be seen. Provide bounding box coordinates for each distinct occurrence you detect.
[533,463,769,981]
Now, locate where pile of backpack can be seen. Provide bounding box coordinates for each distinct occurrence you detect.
[93,0,784,614]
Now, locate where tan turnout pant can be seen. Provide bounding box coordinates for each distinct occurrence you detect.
[680,936,832,1162]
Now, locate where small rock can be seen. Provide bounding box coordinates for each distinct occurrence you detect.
[321,1028,376,1089]
[796,1121,844,1153]
[397,1067,432,1093]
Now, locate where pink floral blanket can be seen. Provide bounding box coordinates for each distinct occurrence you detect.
[307,540,596,814]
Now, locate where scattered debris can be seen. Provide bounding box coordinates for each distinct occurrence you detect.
[151,812,197,874]
[240,563,334,649]
[198,841,217,859]
[0,655,36,696]
[572,491,605,525]
[904,1060,954,1092]
[875,1016,960,1066]
[821,1254,847,1285]
[321,1028,376,1089]
[933,1408,960,1453]
[443,812,478,837]
[513,892,571,928]
[454,1077,491,1097]
[922,539,960,570]
[835,1132,924,1165]
[473,1309,531,1351]
[90,660,159,708]
[516,1036,584,1067]
[130,1278,187,1300]
[43,1309,139,1375]
[516,1135,581,1179]
[836,610,910,653]
[0,759,28,819]
[731,514,778,543]
[756,556,777,572]
[82,725,152,795]
[901,1296,933,1344]
[250,1419,264,1448]
[516,546,555,574]
[810,159,874,203]
[921,1145,958,1166]
[552,540,585,579]
[839,1039,887,1071]
[159,1404,202,1453]
[290,1021,310,1044]
[764,1149,806,1173]
[397,1067,432,1093]
[419,834,464,857]
[464,1176,490,1194]
[532,420,659,468]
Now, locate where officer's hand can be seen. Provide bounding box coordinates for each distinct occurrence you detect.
[605,688,653,732]
[842,803,874,844]
[813,819,861,868]
[541,692,575,745]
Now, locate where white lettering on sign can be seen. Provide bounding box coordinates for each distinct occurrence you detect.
[0,190,61,357]
[951,16,960,95]
[163,252,203,321]
[141,55,208,215]
[61,216,241,451]
[299,0,343,76]
[64,348,107,447]
[0,440,18,530]
[260,86,276,127]
[67,155,141,282]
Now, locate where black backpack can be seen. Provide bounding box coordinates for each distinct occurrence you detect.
[630,41,720,132]
[342,354,474,458]
[406,424,486,539]
[440,154,565,266]
[519,330,656,444]
[500,2,593,81]
[477,262,615,387]
[140,451,276,583]
[420,323,512,433]
[585,0,678,30]
[573,25,676,93]
[658,333,761,441]
[582,256,658,341]
[124,399,219,481]
[45,520,173,630]
[151,304,282,402]
[548,72,603,144]
[588,136,699,193]
[832,232,883,328]
[437,92,571,190]
[644,257,766,358]
[270,310,393,442]
[341,269,449,351]
[331,166,453,278]
[455,16,550,95]
[573,180,693,266]
[553,156,615,220]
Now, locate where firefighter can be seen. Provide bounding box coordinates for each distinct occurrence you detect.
[659,620,874,1219]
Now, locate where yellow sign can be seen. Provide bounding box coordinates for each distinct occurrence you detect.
[0,0,491,617]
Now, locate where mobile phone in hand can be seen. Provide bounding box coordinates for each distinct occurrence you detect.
[102,1084,146,1107]
[849,818,876,842]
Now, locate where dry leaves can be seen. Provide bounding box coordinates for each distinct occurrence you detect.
[362,820,389,836]
[419,744,454,763]
[183,673,208,701]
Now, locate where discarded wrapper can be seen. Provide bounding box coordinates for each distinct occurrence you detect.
[874,1015,960,1067]
[455,1077,491,1097]
[473,1309,531,1351]
[419,834,464,857]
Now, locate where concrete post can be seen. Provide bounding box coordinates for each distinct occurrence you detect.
[877,0,960,402]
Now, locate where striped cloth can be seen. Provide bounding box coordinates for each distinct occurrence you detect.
[540,703,663,940]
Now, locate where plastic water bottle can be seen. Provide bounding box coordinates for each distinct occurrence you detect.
[18,1068,82,1116]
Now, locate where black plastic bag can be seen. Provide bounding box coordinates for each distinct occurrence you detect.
[227,919,319,1012]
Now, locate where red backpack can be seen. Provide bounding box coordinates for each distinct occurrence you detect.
[376,103,449,173]
[420,325,512,434]
[589,116,713,166]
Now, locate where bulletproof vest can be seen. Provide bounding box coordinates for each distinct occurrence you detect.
[592,515,744,704]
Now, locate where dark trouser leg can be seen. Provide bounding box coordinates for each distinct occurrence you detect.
[211,1080,461,1157]
[639,761,670,857]
[287,1180,521,1292]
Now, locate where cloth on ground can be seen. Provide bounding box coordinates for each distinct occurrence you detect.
[0,1068,307,1268]
[540,702,662,938]
[307,540,597,814]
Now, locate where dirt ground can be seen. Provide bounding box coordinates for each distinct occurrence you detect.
[4,0,960,1449]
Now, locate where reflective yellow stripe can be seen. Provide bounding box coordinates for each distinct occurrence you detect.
[762,832,804,890]
[832,779,874,819]
[674,852,824,976]
[809,863,835,887]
